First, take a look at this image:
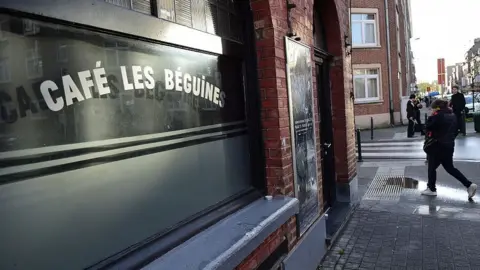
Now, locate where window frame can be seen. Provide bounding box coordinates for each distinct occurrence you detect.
[350,8,380,48]
[353,65,382,103]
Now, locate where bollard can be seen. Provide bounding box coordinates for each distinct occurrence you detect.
[356,129,363,162]
[463,112,467,136]
[370,117,374,140]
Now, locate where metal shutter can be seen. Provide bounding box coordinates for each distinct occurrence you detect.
[132,0,152,14]
[175,0,192,27]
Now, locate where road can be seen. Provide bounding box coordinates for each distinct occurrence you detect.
[359,135,480,161]
[319,160,480,269]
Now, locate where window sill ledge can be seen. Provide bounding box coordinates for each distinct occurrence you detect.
[143,196,299,270]
[352,46,381,49]
[354,99,383,105]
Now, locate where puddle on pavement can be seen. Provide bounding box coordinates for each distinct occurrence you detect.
[386,176,475,202]
[386,176,419,189]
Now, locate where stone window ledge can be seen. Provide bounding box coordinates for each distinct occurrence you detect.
[143,196,299,270]
[355,99,384,105]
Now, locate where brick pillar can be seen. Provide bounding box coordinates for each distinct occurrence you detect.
[236,0,357,269]
[319,0,358,201]
[250,0,298,250]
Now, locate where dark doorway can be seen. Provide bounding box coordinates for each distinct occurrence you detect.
[313,8,336,211]
[314,52,336,211]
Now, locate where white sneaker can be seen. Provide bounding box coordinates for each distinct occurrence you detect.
[468,183,477,198]
[421,189,437,196]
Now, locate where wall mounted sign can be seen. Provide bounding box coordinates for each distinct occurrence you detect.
[285,37,319,234]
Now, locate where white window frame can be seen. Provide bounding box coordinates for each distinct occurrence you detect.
[351,8,380,48]
[353,64,382,103]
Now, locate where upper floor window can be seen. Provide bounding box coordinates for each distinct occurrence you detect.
[351,13,378,47]
[354,68,380,102]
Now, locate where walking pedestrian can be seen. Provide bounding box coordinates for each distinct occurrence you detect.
[406,94,417,138]
[449,86,466,136]
[414,98,425,135]
[422,99,477,198]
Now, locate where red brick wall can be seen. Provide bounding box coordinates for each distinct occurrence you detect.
[351,0,389,117]
[236,0,356,268]
[235,217,296,270]
[352,0,410,118]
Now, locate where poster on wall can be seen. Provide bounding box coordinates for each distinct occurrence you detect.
[285,37,319,234]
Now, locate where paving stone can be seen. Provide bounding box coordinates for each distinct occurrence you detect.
[319,162,480,269]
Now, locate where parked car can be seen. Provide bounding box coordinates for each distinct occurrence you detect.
[464,94,480,116]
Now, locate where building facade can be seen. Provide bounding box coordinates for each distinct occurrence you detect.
[351,0,415,128]
[461,38,480,89]
[0,0,356,269]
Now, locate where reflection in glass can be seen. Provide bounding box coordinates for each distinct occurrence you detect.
[0,14,245,152]
[0,13,251,270]
[364,23,376,44]
[367,78,378,98]
[354,78,366,98]
[351,22,362,45]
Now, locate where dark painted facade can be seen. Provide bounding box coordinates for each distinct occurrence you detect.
[0,0,356,269]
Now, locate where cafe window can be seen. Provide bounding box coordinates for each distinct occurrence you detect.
[25,40,43,79]
[0,19,8,41]
[0,13,251,270]
[0,58,11,83]
[57,43,68,63]
[23,19,40,35]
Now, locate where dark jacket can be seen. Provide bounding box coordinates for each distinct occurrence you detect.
[426,109,457,149]
[450,92,466,114]
[406,100,415,119]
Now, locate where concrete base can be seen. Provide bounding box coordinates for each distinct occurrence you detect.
[336,176,359,203]
[355,113,390,129]
[356,112,404,129]
[282,214,327,270]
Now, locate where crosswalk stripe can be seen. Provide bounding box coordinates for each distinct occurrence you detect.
[360,142,424,147]
[356,140,426,159]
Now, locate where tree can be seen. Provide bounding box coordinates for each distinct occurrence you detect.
[417,82,434,93]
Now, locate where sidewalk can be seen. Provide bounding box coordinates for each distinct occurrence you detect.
[318,160,480,269]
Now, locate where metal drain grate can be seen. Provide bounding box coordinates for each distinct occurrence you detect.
[363,166,412,201]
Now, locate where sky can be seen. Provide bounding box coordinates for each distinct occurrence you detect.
[410,0,480,83]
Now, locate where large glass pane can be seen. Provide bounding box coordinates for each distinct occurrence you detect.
[367,69,378,74]
[351,14,363,20]
[354,69,365,75]
[367,78,379,98]
[354,77,366,98]
[0,14,250,270]
[364,23,376,44]
[352,22,362,45]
